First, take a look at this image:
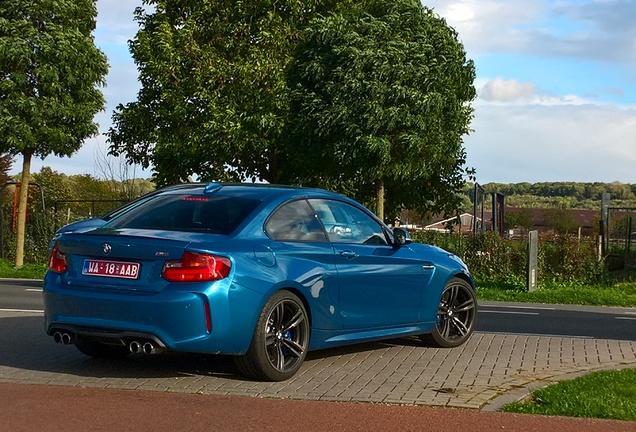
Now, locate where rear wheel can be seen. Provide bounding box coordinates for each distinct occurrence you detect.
[420,277,477,348]
[75,339,130,359]
[235,291,310,381]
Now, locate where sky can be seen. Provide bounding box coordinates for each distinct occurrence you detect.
[16,0,636,185]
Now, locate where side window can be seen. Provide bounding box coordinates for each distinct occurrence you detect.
[309,199,388,245]
[265,200,328,242]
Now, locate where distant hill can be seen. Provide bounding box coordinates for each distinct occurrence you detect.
[471,181,636,210]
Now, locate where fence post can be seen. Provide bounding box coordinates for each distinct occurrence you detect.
[601,192,610,254]
[527,230,538,292]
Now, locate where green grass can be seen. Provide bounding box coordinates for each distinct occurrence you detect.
[504,369,636,421]
[476,279,636,308]
[0,259,47,279]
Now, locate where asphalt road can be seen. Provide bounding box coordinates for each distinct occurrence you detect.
[478,301,636,341]
[0,279,43,312]
[3,279,636,341]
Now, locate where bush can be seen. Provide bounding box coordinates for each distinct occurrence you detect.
[1,208,59,263]
[539,234,605,285]
[411,230,606,288]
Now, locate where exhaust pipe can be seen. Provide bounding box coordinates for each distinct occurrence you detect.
[142,342,155,355]
[53,332,73,344]
[129,341,142,354]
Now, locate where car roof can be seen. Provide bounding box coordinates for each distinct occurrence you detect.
[159,182,340,202]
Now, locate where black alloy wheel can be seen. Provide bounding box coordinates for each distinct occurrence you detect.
[235,290,310,381]
[420,277,477,348]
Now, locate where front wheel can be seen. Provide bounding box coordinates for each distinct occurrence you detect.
[420,277,477,348]
[235,291,310,381]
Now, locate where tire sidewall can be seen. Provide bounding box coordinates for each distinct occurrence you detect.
[431,278,477,348]
[249,290,309,381]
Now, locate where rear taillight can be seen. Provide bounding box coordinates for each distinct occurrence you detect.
[162,251,231,282]
[48,242,67,273]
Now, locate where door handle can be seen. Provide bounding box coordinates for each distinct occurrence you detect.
[340,250,359,259]
[422,262,435,270]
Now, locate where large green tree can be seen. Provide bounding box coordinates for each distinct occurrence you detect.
[0,0,108,266]
[285,0,476,220]
[108,0,349,186]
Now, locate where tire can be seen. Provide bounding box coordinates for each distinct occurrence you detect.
[420,277,477,348]
[75,339,130,359]
[235,291,310,381]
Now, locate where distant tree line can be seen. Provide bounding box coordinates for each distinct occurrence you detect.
[475,182,636,210]
[0,162,154,262]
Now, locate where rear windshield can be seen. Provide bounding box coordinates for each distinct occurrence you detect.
[105,194,261,235]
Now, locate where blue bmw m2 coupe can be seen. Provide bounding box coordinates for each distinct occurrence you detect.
[44,183,477,381]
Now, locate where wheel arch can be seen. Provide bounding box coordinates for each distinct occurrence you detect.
[276,286,313,330]
[451,272,475,290]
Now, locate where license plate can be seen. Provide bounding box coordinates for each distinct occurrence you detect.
[82,259,141,280]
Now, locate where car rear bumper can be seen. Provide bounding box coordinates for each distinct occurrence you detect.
[43,272,263,355]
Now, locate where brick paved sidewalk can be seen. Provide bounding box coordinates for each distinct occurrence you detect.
[1,311,635,409]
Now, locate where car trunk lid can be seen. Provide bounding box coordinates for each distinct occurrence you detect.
[54,228,220,293]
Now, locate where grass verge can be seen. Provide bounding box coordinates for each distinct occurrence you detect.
[0,259,47,279]
[503,369,636,421]
[476,279,636,308]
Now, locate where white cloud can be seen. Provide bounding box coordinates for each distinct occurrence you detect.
[466,100,636,183]
[95,0,141,46]
[477,77,596,106]
[426,0,543,53]
[479,77,538,102]
[426,0,636,64]
[426,0,636,183]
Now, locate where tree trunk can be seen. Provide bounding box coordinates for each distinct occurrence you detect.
[375,178,385,221]
[15,153,32,268]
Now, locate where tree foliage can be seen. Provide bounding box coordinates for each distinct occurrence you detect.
[481,181,636,210]
[0,154,12,186]
[504,208,534,237]
[108,0,349,186]
[483,181,636,202]
[0,0,107,159]
[285,0,475,220]
[0,0,108,266]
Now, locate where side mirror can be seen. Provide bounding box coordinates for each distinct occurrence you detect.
[392,227,412,246]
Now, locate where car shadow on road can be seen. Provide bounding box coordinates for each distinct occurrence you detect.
[0,314,428,382]
[0,315,237,379]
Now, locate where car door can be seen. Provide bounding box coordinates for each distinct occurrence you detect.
[263,199,340,331]
[309,198,432,330]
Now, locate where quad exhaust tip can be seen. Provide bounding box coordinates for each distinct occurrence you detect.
[129,340,142,354]
[53,332,73,345]
[129,340,157,355]
[142,342,156,355]
[52,331,159,355]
